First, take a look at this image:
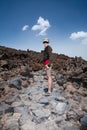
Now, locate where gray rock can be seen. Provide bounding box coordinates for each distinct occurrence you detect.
[0,81,7,88]
[14,106,31,126]
[50,99,57,107]
[80,126,87,130]
[23,87,31,95]
[55,116,63,124]
[5,93,18,105]
[36,120,58,130]
[0,102,10,115]
[55,96,66,102]
[29,102,44,110]
[21,119,36,130]
[9,79,22,90]
[64,126,80,130]
[11,101,23,107]
[56,102,67,115]
[80,116,87,126]
[14,106,28,114]
[4,116,19,130]
[5,107,14,113]
[19,114,31,126]
[38,97,49,105]
[32,108,50,119]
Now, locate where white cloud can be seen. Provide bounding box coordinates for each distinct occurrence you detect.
[22,25,29,31]
[70,31,87,45]
[32,17,51,36]
[70,31,87,40]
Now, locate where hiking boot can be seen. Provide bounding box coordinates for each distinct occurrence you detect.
[45,91,51,96]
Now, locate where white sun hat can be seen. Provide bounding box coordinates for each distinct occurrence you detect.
[43,38,49,43]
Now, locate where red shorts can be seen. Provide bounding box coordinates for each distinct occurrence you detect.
[44,59,50,65]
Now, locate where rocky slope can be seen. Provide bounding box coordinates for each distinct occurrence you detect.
[0,45,87,130]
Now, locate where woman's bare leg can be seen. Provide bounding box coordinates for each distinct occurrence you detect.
[46,68,52,93]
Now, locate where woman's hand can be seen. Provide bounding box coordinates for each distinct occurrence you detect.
[45,65,49,69]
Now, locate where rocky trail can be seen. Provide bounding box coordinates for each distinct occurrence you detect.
[0,45,87,130]
[0,67,87,130]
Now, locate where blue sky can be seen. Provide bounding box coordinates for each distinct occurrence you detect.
[0,0,87,60]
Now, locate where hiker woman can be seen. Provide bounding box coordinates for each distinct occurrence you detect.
[43,38,53,94]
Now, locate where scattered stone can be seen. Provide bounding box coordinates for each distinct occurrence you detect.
[5,107,14,114]
[0,102,10,115]
[64,125,80,130]
[21,80,28,88]
[38,97,49,105]
[21,119,36,130]
[2,114,19,130]
[56,102,67,115]
[32,108,51,119]
[80,116,87,129]
[5,95,17,105]
[9,79,22,90]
